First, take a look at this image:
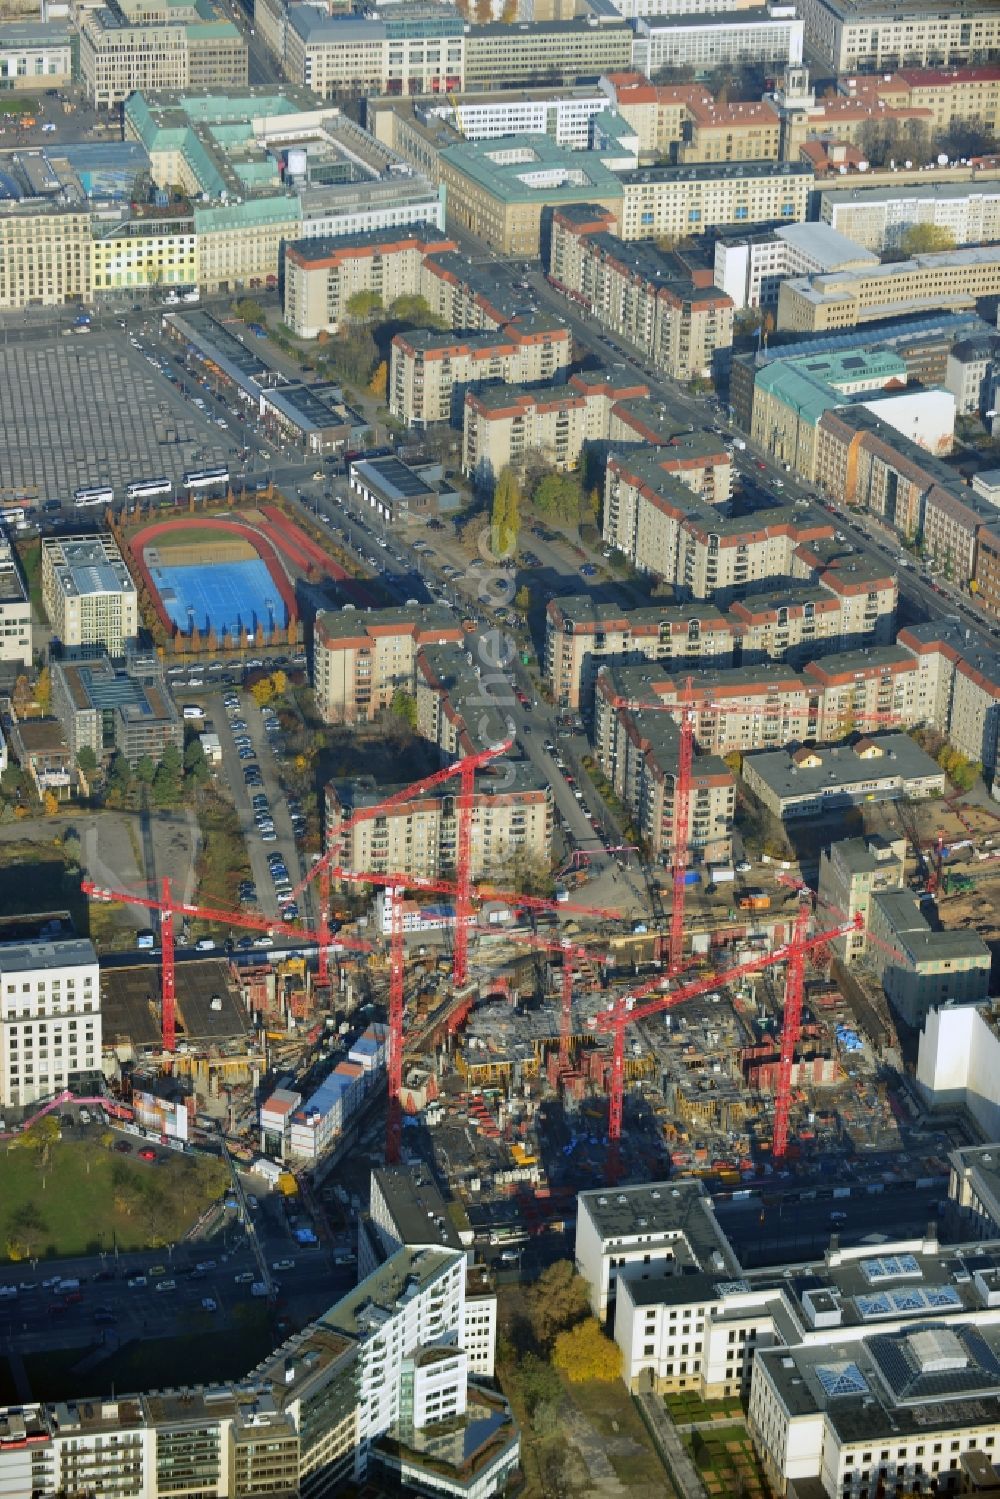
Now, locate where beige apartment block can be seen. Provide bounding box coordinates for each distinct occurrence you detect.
[820,179,1000,254]
[390,316,571,428]
[603,448,834,597]
[283,227,457,340]
[544,596,736,711]
[594,660,816,766]
[678,97,781,164]
[838,62,1000,133]
[196,198,300,297]
[325,770,552,884]
[798,0,1000,72]
[615,710,735,865]
[599,74,712,156]
[804,645,921,741]
[922,485,998,586]
[312,605,463,726]
[41,536,138,655]
[462,20,633,90]
[0,205,93,308]
[80,12,188,107]
[548,203,733,382]
[778,245,1000,332]
[617,161,812,243]
[185,26,248,88]
[898,622,1000,775]
[464,388,590,488]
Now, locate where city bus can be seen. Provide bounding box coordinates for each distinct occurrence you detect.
[125,478,172,502]
[74,485,114,508]
[183,467,230,492]
[0,506,25,526]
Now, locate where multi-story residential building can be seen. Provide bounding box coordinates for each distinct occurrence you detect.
[325,765,553,884]
[0,1245,518,1499]
[548,204,733,381]
[0,938,101,1109]
[714,221,877,312]
[617,160,812,243]
[804,644,922,740]
[0,201,94,310]
[465,375,732,494]
[945,334,1000,417]
[778,245,1000,333]
[821,178,1000,254]
[813,404,962,541]
[603,446,834,596]
[545,568,897,711]
[545,596,735,712]
[631,7,804,75]
[0,21,72,88]
[594,659,817,768]
[800,0,1000,72]
[51,655,183,768]
[749,352,955,483]
[818,832,906,963]
[975,522,1000,621]
[390,315,571,427]
[898,621,1000,777]
[464,387,592,488]
[41,535,138,656]
[282,4,465,100]
[613,709,735,864]
[922,484,999,585]
[362,1165,496,1378]
[312,604,462,726]
[0,539,32,667]
[436,135,624,258]
[461,19,633,90]
[80,0,246,108]
[678,95,781,163]
[282,226,457,341]
[414,641,512,758]
[742,732,945,821]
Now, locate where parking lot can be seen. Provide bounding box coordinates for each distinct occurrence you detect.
[181,683,314,932]
[0,333,229,502]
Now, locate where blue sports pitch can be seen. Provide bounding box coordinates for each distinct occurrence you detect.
[150,559,288,638]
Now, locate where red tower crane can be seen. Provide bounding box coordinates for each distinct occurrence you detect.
[772,897,811,1160]
[81,877,377,1053]
[610,688,913,975]
[593,908,860,1174]
[386,883,406,1164]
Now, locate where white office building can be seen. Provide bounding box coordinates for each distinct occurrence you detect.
[714,221,877,311]
[632,6,803,73]
[575,1178,741,1321]
[417,90,612,149]
[0,538,32,667]
[41,534,138,656]
[0,938,101,1109]
[0,1244,519,1499]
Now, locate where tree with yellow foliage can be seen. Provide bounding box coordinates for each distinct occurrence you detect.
[43,790,58,817]
[368,361,388,400]
[552,1316,621,1384]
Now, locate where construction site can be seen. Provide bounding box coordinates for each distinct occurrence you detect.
[77,684,1000,1248]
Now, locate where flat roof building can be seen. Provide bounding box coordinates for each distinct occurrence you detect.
[778,243,1000,333]
[41,534,138,656]
[742,733,946,821]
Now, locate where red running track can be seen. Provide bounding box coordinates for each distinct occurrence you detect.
[131,517,299,637]
[261,505,378,607]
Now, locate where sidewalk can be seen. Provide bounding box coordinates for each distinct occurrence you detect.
[635,1389,708,1499]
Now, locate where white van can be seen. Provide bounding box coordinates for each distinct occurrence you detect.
[182,704,205,720]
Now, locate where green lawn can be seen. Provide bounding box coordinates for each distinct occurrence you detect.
[666,1392,745,1425]
[0,97,37,116]
[0,1138,229,1262]
[570,1379,668,1491]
